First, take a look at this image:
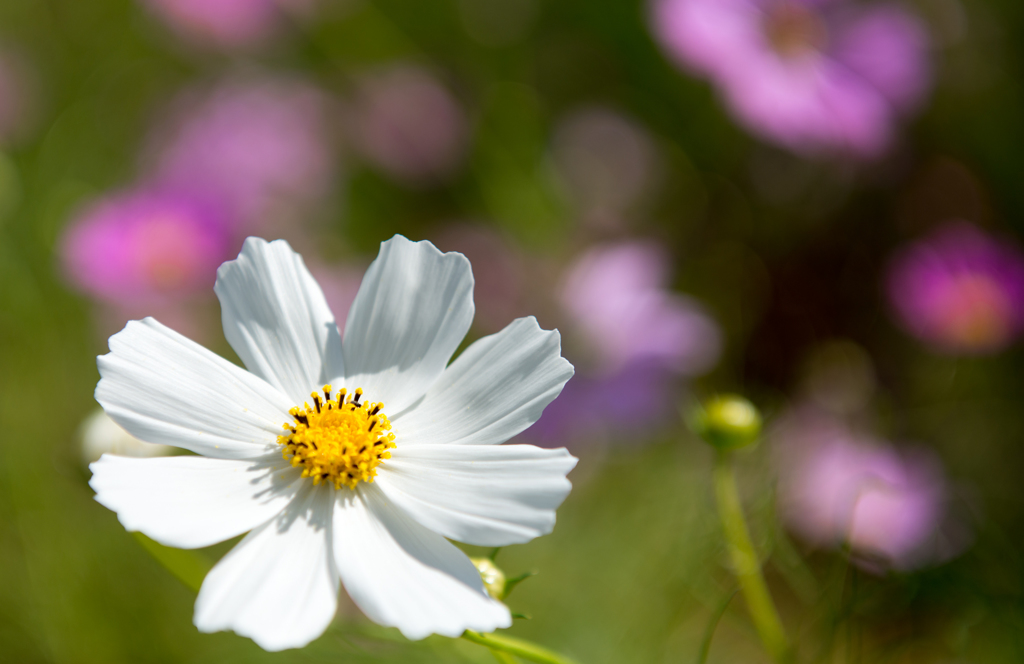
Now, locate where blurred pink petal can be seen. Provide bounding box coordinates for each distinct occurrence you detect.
[560,241,721,375]
[432,224,529,333]
[59,188,233,305]
[651,0,931,157]
[149,77,335,227]
[774,408,963,571]
[141,0,316,48]
[551,107,661,225]
[887,222,1024,354]
[307,262,366,331]
[348,65,469,186]
[833,5,932,112]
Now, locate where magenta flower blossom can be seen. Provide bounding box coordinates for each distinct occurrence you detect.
[141,0,315,49]
[887,222,1024,355]
[59,189,232,305]
[560,241,721,375]
[651,0,931,157]
[149,78,334,227]
[347,65,469,186]
[774,411,953,571]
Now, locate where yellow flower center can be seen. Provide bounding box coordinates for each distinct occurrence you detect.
[278,385,397,490]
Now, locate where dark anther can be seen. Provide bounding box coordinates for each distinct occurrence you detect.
[359,445,367,453]
[313,395,321,413]
[324,388,331,401]
[295,414,309,425]
[311,442,318,450]
[368,420,377,432]
[352,392,362,405]
[370,405,381,415]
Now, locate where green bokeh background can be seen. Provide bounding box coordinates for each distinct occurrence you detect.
[2,0,1024,662]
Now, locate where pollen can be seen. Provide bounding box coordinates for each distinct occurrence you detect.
[278,385,397,490]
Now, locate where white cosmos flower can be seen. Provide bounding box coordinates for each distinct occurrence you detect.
[89,235,576,651]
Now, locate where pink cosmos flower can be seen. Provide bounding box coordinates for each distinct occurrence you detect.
[524,241,721,447]
[142,0,315,49]
[651,0,931,157]
[347,65,469,186]
[775,409,959,571]
[560,241,721,375]
[149,78,334,227]
[887,222,1024,355]
[59,189,233,305]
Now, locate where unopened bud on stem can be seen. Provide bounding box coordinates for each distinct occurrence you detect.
[471,557,507,600]
[690,394,763,451]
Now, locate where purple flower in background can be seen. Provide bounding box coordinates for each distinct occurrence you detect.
[306,261,365,331]
[560,241,721,375]
[524,360,678,447]
[149,78,334,228]
[887,222,1024,355]
[551,107,661,228]
[526,241,720,447]
[774,409,961,571]
[141,0,315,48]
[59,189,232,305]
[651,0,931,157]
[347,65,469,186]
[433,224,529,333]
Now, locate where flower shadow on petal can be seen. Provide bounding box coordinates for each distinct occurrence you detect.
[267,481,333,537]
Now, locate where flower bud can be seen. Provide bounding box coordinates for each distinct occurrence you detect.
[690,394,762,451]
[470,557,507,600]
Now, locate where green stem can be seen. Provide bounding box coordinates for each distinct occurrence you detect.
[462,631,578,664]
[713,451,791,663]
[490,649,519,664]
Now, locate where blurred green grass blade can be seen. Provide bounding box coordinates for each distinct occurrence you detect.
[132,532,211,593]
[698,589,738,664]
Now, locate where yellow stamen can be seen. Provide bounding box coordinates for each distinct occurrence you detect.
[278,385,396,490]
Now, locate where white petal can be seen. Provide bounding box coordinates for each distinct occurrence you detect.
[96,318,294,459]
[194,484,338,652]
[334,485,510,640]
[395,317,573,446]
[342,236,474,414]
[89,454,302,549]
[216,238,345,405]
[376,444,577,547]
